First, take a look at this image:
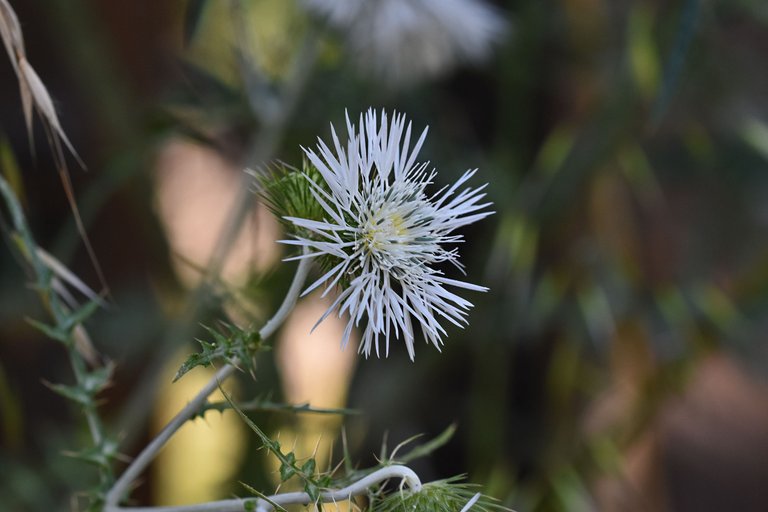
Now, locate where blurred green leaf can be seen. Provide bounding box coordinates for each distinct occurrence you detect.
[63,440,116,469]
[577,285,615,345]
[26,318,69,344]
[530,273,566,327]
[534,126,575,179]
[741,118,768,162]
[60,300,100,334]
[397,424,457,464]
[81,363,114,396]
[692,284,742,333]
[551,466,595,512]
[183,0,209,46]
[651,0,700,128]
[628,5,659,100]
[618,144,662,205]
[44,381,91,406]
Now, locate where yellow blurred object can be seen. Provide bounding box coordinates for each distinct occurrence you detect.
[186,0,303,82]
[152,352,246,506]
[154,138,279,288]
[273,290,357,493]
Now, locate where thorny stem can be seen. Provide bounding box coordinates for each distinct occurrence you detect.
[67,347,103,445]
[105,255,312,508]
[105,465,422,512]
[1,174,113,484]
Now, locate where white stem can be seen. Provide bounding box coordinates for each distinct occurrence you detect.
[258,254,311,340]
[105,465,422,512]
[105,256,311,508]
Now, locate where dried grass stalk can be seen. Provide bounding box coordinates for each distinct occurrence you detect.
[0,0,107,296]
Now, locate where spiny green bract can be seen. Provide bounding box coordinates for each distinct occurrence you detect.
[255,160,351,283]
[256,160,326,235]
[373,477,507,512]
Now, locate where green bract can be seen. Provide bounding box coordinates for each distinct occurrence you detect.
[373,477,507,512]
[256,160,326,236]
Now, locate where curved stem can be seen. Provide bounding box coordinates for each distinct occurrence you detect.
[258,254,312,340]
[105,256,311,507]
[105,465,422,512]
[113,23,319,449]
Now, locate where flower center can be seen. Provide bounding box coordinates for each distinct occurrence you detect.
[351,180,440,276]
[362,210,409,252]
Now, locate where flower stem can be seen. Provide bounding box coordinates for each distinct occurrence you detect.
[105,255,311,507]
[105,464,422,512]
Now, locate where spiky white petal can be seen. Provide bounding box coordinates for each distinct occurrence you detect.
[284,109,492,360]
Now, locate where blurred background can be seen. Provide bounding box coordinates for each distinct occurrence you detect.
[2,0,768,511]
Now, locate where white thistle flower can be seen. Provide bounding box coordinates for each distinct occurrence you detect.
[303,0,507,86]
[282,109,492,360]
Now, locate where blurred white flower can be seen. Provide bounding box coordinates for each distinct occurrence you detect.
[282,109,492,359]
[304,0,507,86]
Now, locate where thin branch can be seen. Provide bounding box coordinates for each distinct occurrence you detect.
[105,255,312,507]
[105,464,422,512]
[200,397,359,416]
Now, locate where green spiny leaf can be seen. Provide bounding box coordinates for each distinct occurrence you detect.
[26,317,69,344]
[222,388,326,501]
[44,381,91,406]
[301,458,316,475]
[397,424,457,464]
[81,362,114,395]
[279,452,297,481]
[63,444,111,469]
[174,322,263,382]
[84,489,106,512]
[175,353,209,382]
[304,480,320,504]
[61,299,100,333]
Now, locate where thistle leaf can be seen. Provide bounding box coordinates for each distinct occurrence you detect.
[44,381,91,406]
[26,318,69,344]
[63,441,115,469]
[174,322,262,382]
[81,362,114,395]
[61,300,101,334]
[279,452,297,481]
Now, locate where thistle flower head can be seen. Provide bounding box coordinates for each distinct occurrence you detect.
[278,109,492,360]
[374,477,506,512]
[304,0,508,87]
